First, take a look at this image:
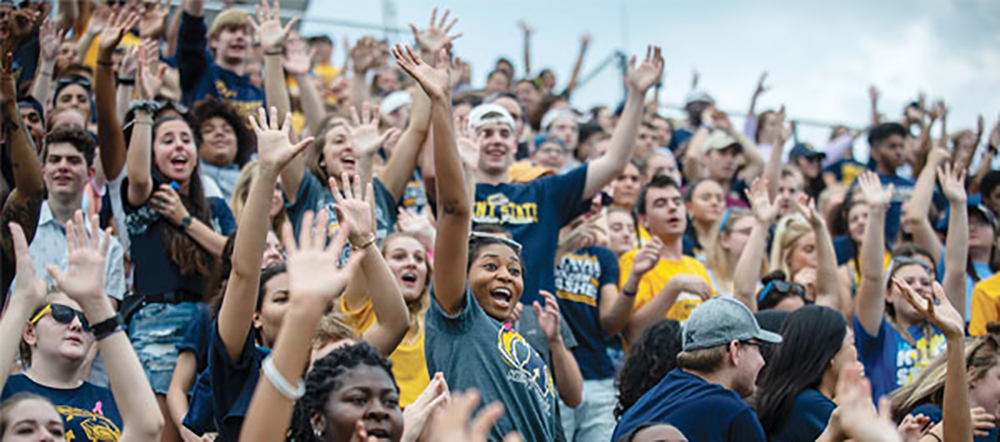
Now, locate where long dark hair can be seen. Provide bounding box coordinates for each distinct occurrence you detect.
[755,305,847,435]
[615,320,682,419]
[290,343,397,442]
[152,116,214,279]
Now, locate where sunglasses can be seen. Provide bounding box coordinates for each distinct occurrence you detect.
[55,76,92,90]
[758,280,807,303]
[30,304,91,332]
[469,231,523,254]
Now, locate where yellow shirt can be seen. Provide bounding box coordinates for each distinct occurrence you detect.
[83,32,141,68]
[970,273,1000,337]
[619,250,715,322]
[340,297,429,408]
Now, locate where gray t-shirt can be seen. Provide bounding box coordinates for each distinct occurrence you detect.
[426,287,558,442]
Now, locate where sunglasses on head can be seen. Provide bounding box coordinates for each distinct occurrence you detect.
[469,231,523,254]
[30,304,91,332]
[758,280,807,303]
[56,76,92,90]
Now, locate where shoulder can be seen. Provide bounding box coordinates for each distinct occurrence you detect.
[975,272,1000,296]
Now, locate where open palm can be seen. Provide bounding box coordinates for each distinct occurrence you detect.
[626,45,664,94]
[48,212,109,303]
[98,8,139,53]
[857,171,893,210]
[249,106,314,169]
[936,163,966,203]
[250,0,298,51]
[410,7,462,55]
[282,210,364,302]
[745,178,777,223]
[393,44,451,102]
[330,173,375,242]
[348,103,390,156]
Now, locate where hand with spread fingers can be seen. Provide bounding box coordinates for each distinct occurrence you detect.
[745,178,777,225]
[626,45,664,94]
[47,211,111,304]
[136,39,167,99]
[401,372,451,442]
[97,6,140,56]
[38,17,66,63]
[347,103,392,157]
[893,278,964,339]
[535,290,563,344]
[630,237,663,279]
[426,389,522,442]
[792,194,824,228]
[328,172,376,245]
[281,210,365,305]
[393,44,452,103]
[251,0,299,53]
[936,162,966,204]
[857,171,894,211]
[409,7,462,56]
[138,0,169,39]
[249,106,315,171]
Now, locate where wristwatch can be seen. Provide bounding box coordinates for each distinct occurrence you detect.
[91,314,125,340]
[181,216,193,230]
[130,99,161,114]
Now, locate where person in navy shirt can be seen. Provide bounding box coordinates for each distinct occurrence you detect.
[612,297,781,442]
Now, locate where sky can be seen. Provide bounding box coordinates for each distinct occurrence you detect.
[299,0,1000,153]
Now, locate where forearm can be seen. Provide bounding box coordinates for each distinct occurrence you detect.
[76,30,98,63]
[240,299,325,442]
[549,339,582,407]
[164,7,183,58]
[733,223,768,311]
[584,87,643,199]
[30,59,54,105]
[814,223,849,316]
[856,208,887,335]
[731,129,764,171]
[943,202,968,320]
[0,300,36,395]
[380,88,430,199]
[349,70,369,111]
[116,83,133,125]
[166,354,196,429]
[83,297,164,442]
[126,111,154,205]
[764,139,783,200]
[360,247,410,335]
[941,336,972,442]
[625,288,678,343]
[295,73,326,137]
[56,0,78,31]
[598,287,636,337]
[3,103,43,195]
[264,53,291,127]
[184,219,226,257]
[563,42,587,97]
[522,32,531,76]
[96,58,128,179]
[912,122,933,175]
[430,96,470,315]
[906,153,940,227]
[970,150,996,195]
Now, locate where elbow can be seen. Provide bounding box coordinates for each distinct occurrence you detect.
[130,413,166,442]
[562,390,582,409]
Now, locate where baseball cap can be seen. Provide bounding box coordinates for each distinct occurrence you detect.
[684,90,715,107]
[789,142,826,160]
[682,297,783,351]
[701,130,740,154]
[380,90,412,116]
[934,202,997,232]
[467,104,516,133]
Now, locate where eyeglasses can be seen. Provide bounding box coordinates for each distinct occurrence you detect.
[758,280,807,303]
[30,304,91,332]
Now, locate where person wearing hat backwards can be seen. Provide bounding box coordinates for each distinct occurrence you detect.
[611,297,782,442]
[178,0,268,117]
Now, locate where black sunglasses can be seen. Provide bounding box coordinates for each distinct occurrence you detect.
[30,304,91,332]
[758,280,807,303]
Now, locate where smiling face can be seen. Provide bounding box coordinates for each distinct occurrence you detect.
[23,293,94,366]
[687,180,726,225]
[18,106,45,150]
[54,84,91,122]
[469,243,524,321]
[384,236,429,304]
[321,125,357,178]
[476,122,516,177]
[1,397,66,442]
[210,25,251,65]
[887,263,933,323]
[612,163,642,209]
[321,365,403,442]
[199,116,238,167]
[971,363,1000,417]
[43,142,92,200]
[608,210,637,256]
[641,185,686,240]
[153,119,198,184]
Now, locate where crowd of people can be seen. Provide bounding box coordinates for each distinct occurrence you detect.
[1,0,1000,441]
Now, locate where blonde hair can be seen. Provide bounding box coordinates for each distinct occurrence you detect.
[706,209,755,289]
[313,313,359,348]
[769,214,812,277]
[230,161,287,233]
[380,233,433,344]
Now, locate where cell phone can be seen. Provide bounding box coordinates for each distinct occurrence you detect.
[169,181,180,191]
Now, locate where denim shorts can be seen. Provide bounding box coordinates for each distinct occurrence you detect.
[129,301,201,394]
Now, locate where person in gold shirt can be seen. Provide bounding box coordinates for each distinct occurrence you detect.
[970,272,1000,337]
[619,175,714,341]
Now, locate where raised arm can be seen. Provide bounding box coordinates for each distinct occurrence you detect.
[969,118,998,194]
[380,86,431,201]
[0,224,47,396]
[855,172,893,336]
[937,163,969,321]
[254,0,297,132]
[763,107,787,200]
[125,41,167,207]
[583,46,663,200]
[29,18,63,106]
[177,0,208,95]
[394,44,467,315]
[748,72,768,118]
[0,53,44,261]
[48,212,164,442]
[332,174,409,356]
[347,37,378,110]
[795,194,850,317]
[904,146,949,263]
[714,108,764,177]
[75,7,107,68]
[281,39,326,137]
[217,107,312,361]
[868,86,881,127]
[95,9,140,181]
[238,208,364,442]
[734,178,777,311]
[518,21,531,76]
[561,34,590,98]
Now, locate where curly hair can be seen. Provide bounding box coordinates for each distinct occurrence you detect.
[290,343,397,442]
[615,320,682,419]
[191,96,256,167]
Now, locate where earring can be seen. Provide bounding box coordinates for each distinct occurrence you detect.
[313,426,324,438]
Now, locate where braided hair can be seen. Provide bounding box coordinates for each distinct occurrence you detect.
[290,343,397,442]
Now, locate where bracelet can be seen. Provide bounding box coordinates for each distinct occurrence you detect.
[350,233,377,251]
[97,59,115,67]
[91,314,126,340]
[117,77,136,86]
[926,432,942,442]
[133,119,154,125]
[262,356,305,400]
[622,288,637,298]
[264,49,282,56]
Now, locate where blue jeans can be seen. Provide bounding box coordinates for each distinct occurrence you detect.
[559,378,617,442]
[129,301,200,394]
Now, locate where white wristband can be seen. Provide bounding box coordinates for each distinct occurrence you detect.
[262,355,305,400]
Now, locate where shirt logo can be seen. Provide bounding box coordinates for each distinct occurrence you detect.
[55,405,121,441]
[474,193,539,225]
[497,323,554,414]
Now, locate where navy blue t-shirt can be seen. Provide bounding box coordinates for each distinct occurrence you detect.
[768,389,835,442]
[553,245,622,380]
[611,369,766,442]
[910,403,998,442]
[177,12,264,117]
[207,321,270,442]
[178,305,213,372]
[853,315,946,401]
[3,374,122,442]
[473,165,589,306]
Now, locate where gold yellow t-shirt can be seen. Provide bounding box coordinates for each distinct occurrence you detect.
[339,297,429,408]
[618,250,715,322]
[83,32,142,68]
[970,273,1000,337]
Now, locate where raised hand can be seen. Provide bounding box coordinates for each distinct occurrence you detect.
[38,18,66,62]
[868,85,879,104]
[0,53,15,106]
[534,290,563,344]
[402,372,450,442]
[754,71,769,97]
[248,106,315,170]
[138,0,169,39]
[282,37,313,76]
[47,211,110,303]
[393,44,452,102]
[426,389,522,442]
[329,173,375,244]
[281,210,365,303]
[136,39,166,99]
[454,114,479,168]
[518,20,532,37]
[87,5,111,36]
[792,194,824,228]
[409,7,462,55]
[250,0,298,52]
[9,222,47,310]
[118,45,138,80]
[396,208,435,240]
[625,45,664,94]
[631,237,663,278]
[896,414,928,442]
[857,171,894,210]
[347,103,391,157]
[745,178,777,224]
[935,162,966,204]
[894,279,964,339]
[834,364,901,442]
[350,36,380,74]
[98,6,140,55]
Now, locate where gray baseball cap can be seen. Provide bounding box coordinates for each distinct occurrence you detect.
[682,298,783,351]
